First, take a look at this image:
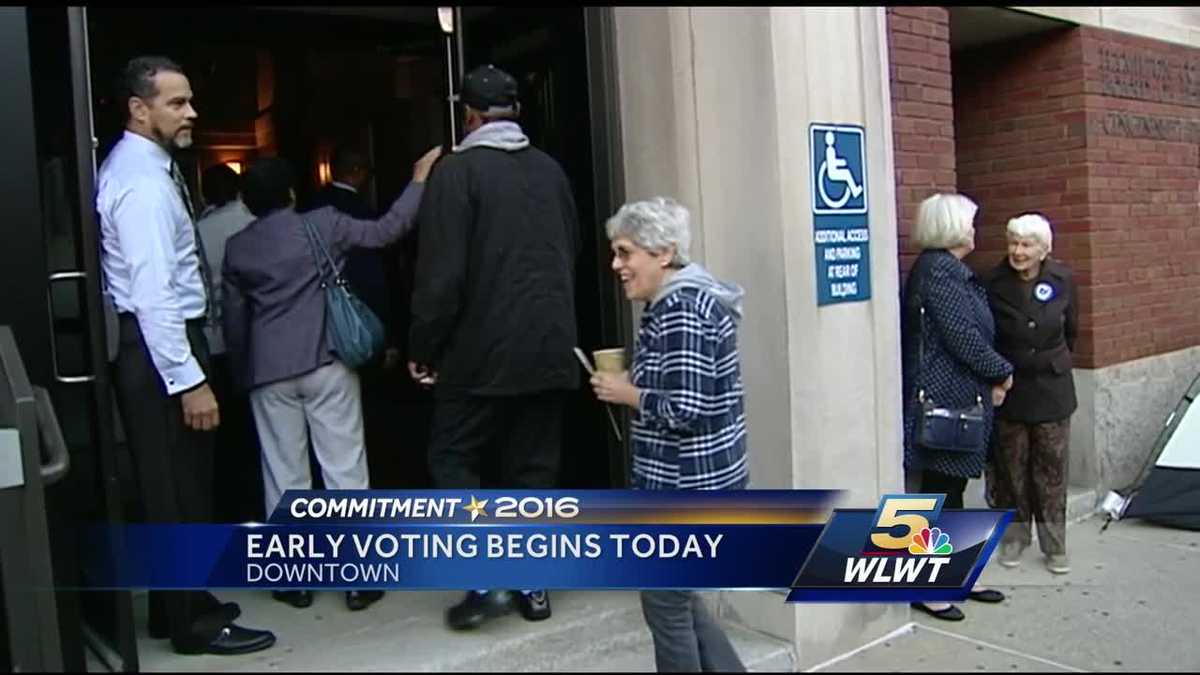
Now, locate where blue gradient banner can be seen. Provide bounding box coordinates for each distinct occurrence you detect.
[79,491,1011,601]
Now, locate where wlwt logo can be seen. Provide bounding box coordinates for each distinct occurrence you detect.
[787,493,1012,602]
[843,497,953,584]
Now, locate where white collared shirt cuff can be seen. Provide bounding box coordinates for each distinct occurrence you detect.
[160,355,206,395]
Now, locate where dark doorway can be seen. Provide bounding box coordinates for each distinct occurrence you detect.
[8,5,623,671]
[81,5,621,518]
[461,7,620,490]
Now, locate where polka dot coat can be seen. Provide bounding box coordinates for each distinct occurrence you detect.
[900,250,1014,479]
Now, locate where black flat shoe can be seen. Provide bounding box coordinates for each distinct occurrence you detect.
[272,590,314,608]
[517,590,551,621]
[910,602,965,622]
[346,590,384,611]
[446,590,515,630]
[967,589,1005,603]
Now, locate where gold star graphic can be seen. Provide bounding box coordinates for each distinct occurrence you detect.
[465,495,489,522]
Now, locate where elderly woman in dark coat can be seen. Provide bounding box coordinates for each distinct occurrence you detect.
[901,193,1015,622]
[983,213,1077,575]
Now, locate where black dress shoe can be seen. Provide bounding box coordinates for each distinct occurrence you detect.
[446,590,515,630]
[517,590,552,621]
[346,590,384,611]
[201,624,276,655]
[272,590,314,608]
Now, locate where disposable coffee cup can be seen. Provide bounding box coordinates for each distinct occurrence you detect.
[592,348,626,373]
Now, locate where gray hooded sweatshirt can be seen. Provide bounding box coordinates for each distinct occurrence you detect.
[651,263,745,323]
[453,120,530,153]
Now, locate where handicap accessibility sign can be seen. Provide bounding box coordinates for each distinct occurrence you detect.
[810,122,870,306]
[811,124,867,215]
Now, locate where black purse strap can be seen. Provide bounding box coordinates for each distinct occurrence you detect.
[916,266,930,404]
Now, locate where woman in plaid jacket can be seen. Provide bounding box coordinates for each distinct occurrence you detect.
[591,197,747,672]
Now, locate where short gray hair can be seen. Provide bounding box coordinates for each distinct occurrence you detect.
[1006,213,1053,253]
[912,193,978,250]
[605,197,692,267]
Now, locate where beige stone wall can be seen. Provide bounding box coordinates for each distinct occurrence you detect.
[1013,7,1200,48]
[612,6,907,668]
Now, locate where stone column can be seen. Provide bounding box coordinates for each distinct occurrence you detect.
[613,6,907,668]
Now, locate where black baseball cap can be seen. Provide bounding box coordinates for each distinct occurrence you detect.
[460,64,519,113]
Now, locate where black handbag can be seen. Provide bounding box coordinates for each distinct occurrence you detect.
[914,284,987,454]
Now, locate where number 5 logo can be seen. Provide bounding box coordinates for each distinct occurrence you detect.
[868,494,947,550]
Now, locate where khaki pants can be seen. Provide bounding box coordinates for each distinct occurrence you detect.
[987,418,1070,556]
[251,360,368,518]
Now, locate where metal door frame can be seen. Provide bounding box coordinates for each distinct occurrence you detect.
[66,7,140,672]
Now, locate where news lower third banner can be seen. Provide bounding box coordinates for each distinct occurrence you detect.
[82,491,1012,603]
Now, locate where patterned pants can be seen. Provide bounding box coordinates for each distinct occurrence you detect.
[987,418,1070,556]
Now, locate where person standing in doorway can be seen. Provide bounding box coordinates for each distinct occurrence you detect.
[97,55,275,656]
[194,162,262,524]
[308,145,409,491]
[308,145,398,360]
[305,144,411,610]
[223,150,439,613]
[408,64,582,630]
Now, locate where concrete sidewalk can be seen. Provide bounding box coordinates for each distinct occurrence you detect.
[812,515,1200,672]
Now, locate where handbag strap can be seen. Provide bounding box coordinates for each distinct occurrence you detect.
[299,215,343,287]
[916,265,930,403]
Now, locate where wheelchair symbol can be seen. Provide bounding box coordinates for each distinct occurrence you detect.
[817,130,864,211]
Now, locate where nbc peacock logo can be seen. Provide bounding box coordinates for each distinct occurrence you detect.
[908,527,953,556]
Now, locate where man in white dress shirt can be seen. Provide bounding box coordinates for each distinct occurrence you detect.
[96,55,275,656]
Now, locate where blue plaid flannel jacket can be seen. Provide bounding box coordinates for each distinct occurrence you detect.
[631,286,749,491]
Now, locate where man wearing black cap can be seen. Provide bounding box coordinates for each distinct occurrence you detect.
[408,64,581,630]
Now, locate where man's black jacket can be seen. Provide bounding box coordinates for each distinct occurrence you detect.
[409,144,581,396]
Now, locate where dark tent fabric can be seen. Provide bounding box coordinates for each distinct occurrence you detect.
[1121,371,1200,530]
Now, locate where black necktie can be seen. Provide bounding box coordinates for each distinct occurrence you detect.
[170,161,216,324]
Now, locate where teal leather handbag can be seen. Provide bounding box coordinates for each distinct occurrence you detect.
[300,216,385,369]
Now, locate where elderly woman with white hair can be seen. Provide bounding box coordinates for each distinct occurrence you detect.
[901,192,1015,622]
[982,213,1078,575]
[590,197,748,672]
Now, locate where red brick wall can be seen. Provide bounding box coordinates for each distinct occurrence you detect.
[887,6,956,275]
[1076,27,1200,367]
[953,28,1095,363]
[952,26,1200,369]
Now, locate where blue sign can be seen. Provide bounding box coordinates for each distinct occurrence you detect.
[811,123,871,305]
[812,124,867,215]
